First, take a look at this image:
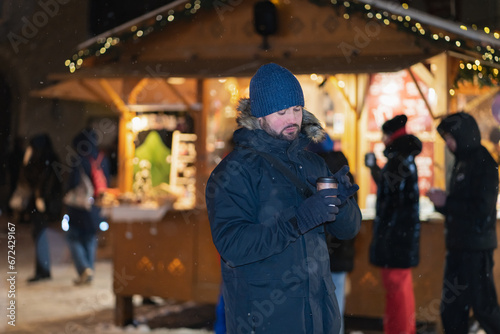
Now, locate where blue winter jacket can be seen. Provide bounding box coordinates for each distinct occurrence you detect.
[206,101,361,334]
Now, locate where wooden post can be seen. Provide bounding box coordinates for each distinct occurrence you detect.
[99,79,135,193]
[114,295,133,326]
[194,79,207,208]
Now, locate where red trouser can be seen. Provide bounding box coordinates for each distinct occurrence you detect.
[381,268,416,334]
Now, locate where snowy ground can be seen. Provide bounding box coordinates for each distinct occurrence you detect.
[3,219,468,334]
[1,222,215,334]
[4,261,216,333]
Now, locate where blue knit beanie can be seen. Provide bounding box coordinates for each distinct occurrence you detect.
[249,63,305,118]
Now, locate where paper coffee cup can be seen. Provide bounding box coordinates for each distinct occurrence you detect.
[316,177,338,192]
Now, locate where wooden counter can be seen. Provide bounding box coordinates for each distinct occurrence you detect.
[345,218,500,329]
[109,208,500,328]
[110,209,221,326]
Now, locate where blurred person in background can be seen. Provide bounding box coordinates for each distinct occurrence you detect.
[308,136,357,334]
[10,134,62,282]
[64,128,110,285]
[321,150,357,334]
[365,114,422,334]
[5,136,25,217]
[428,112,500,333]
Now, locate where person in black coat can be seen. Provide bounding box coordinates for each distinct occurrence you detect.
[427,112,500,333]
[365,114,421,334]
[319,150,357,334]
[12,134,63,282]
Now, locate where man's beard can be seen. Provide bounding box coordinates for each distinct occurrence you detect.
[260,119,301,141]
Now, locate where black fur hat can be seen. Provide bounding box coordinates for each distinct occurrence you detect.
[382,114,407,134]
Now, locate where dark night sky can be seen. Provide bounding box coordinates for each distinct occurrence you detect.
[89,0,174,36]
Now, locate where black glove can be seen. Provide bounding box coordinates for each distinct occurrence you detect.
[332,165,359,205]
[296,188,340,234]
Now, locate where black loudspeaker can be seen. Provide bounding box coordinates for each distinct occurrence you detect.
[254,1,278,49]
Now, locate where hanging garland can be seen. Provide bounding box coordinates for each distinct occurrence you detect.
[455,61,500,87]
[67,0,500,88]
[309,0,500,87]
[66,0,210,73]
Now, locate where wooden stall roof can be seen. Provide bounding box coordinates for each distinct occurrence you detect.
[32,0,500,102]
[49,0,487,79]
[30,77,201,108]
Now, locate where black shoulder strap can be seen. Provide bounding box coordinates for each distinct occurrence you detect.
[251,149,314,198]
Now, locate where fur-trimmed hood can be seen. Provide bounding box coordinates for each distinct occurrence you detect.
[236,98,326,143]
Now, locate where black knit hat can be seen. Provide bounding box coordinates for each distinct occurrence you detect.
[382,114,407,134]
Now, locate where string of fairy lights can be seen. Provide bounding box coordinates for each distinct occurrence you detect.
[319,0,500,87]
[65,0,500,86]
[65,0,207,73]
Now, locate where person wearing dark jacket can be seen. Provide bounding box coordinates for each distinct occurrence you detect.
[11,134,63,282]
[365,114,421,334]
[319,150,357,334]
[308,135,357,334]
[427,112,500,334]
[65,128,110,285]
[206,63,361,334]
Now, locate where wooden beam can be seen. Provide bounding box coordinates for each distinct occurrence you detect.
[99,79,134,193]
[127,78,149,105]
[411,63,434,88]
[165,79,191,109]
[463,86,500,112]
[357,74,372,120]
[330,76,356,115]
[79,79,112,104]
[195,79,207,208]
[407,68,437,119]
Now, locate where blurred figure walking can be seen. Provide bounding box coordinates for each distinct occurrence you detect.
[428,112,500,333]
[64,128,110,285]
[365,114,422,334]
[10,134,62,282]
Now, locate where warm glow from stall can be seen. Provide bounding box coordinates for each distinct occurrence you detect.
[131,116,148,133]
[167,77,186,85]
[428,88,437,105]
[378,82,401,107]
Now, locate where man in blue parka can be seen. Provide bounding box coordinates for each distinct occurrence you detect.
[206,63,361,334]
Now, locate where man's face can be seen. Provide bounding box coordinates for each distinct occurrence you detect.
[444,133,457,152]
[259,106,303,141]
